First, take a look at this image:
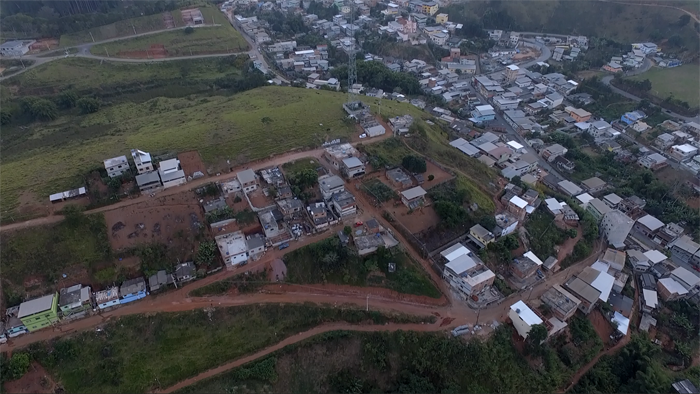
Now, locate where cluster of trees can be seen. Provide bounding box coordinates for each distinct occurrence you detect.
[0,352,31,383]
[257,11,308,36]
[332,61,421,95]
[288,168,318,201]
[195,240,217,268]
[306,0,338,21]
[401,155,426,173]
[2,91,102,125]
[213,67,268,93]
[205,206,235,224]
[1,1,179,38]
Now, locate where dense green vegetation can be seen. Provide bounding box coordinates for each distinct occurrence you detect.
[428,178,495,231]
[283,238,441,298]
[175,323,605,394]
[0,209,110,290]
[627,64,700,110]
[524,210,566,259]
[189,270,269,297]
[332,61,421,95]
[24,304,432,394]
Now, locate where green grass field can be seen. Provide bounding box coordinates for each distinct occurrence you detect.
[630,65,700,108]
[283,238,441,298]
[3,56,244,97]
[59,13,167,47]
[90,7,248,57]
[25,304,433,393]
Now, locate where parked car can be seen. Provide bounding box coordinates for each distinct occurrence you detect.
[354,221,363,227]
[279,242,290,250]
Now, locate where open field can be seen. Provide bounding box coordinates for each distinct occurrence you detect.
[90,7,248,58]
[22,304,430,394]
[91,25,248,58]
[629,65,700,108]
[0,211,111,294]
[0,87,356,213]
[283,237,441,298]
[59,12,168,47]
[2,56,246,98]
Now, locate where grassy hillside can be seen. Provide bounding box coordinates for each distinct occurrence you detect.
[90,7,248,57]
[629,64,700,107]
[59,12,168,47]
[444,0,699,51]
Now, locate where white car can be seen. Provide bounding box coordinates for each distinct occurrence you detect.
[359,133,367,139]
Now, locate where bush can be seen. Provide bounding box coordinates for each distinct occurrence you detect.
[184,26,195,34]
[402,155,427,173]
[8,352,30,380]
[77,97,101,114]
[428,174,435,181]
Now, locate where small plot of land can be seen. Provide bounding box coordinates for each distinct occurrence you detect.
[282,157,324,177]
[91,8,248,58]
[360,178,396,204]
[629,64,700,108]
[25,305,423,394]
[103,191,204,251]
[283,237,441,298]
[59,12,168,47]
[247,189,276,210]
[392,204,441,234]
[178,151,207,178]
[524,210,568,259]
[588,308,615,344]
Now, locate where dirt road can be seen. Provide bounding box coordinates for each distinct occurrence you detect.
[154,321,447,393]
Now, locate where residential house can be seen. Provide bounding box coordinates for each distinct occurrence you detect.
[0,40,33,56]
[671,267,700,294]
[388,114,414,134]
[655,133,677,150]
[104,155,129,178]
[443,254,495,298]
[582,266,615,303]
[386,168,413,189]
[670,235,700,266]
[588,120,613,139]
[603,193,623,209]
[119,277,147,304]
[468,224,495,248]
[159,158,186,189]
[541,144,568,162]
[435,13,448,24]
[658,277,689,301]
[508,300,543,339]
[601,248,626,272]
[175,262,197,282]
[639,150,667,170]
[216,231,249,268]
[525,101,547,115]
[581,177,607,194]
[135,171,162,192]
[131,149,153,174]
[148,270,171,292]
[237,169,258,192]
[246,234,266,259]
[621,110,646,125]
[470,105,496,123]
[628,249,651,272]
[670,144,698,162]
[672,379,699,394]
[95,287,120,309]
[319,175,345,200]
[634,214,665,238]
[58,284,92,319]
[18,293,59,332]
[331,190,357,217]
[558,180,583,197]
[554,155,576,172]
[440,243,470,262]
[565,107,592,122]
[600,210,634,249]
[341,157,365,178]
[307,202,330,229]
[507,195,529,220]
[576,192,595,208]
[641,288,659,314]
[540,92,564,109]
[400,186,427,209]
[603,61,623,73]
[511,251,544,280]
[541,285,582,321]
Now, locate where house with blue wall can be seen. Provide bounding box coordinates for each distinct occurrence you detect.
[95,287,120,309]
[5,306,28,338]
[470,104,496,123]
[119,277,148,304]
[621,110,646,125]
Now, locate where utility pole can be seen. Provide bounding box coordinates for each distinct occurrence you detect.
[89,31,95,43]
[105,47,110,58]
[132,24,137,35]
[366,294,369,311]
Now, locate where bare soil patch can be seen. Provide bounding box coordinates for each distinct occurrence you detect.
[3,362,56,394]
[423,160,453,187]
[103,191,204,251]
[178,150,207,178]
[392,204,440,234]
[262,282,448,306]
[28,39,59,54]
[247,189,275,210]
[588,309,614,345]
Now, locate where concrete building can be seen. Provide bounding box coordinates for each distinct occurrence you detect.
[131,149,154,174]
[628,249,651,272]
[634,214,665,238]
[158,158,186,189]
[400,186,427,209]
[586,198,611,222]
[564,276,601,314]
[600,210,634,249]
[341,157,365,178]
[581,177,607,194]
[468,224,495,248]
[541,284,581,321]
[0,40,33,56]
[18,293,59,332]
[603,193,623,209]
[237,169,258,192]
[670,235,700,266]
[511,251,544,280]
[95,287,120,309]
[58,284,92,319]
[440,243,470,262]
[135,171,162,192]
[319,174,345,200]
[443,254,495,299]
[104,155,129,178]
[658,277,689,301]
[119,277,147,304]
[671,267,700,293]
[323,143,357,170]
[508,300,543,339]
[638,153,668,171]
[600,248,626,272]
[331,190,357,217]
[216,231,249,268]
[558,180,583,197]
[670,144,698,162]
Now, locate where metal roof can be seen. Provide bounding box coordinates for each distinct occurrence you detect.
[136,171,161,186]
[18,293,56,318]
[237,169,256,184]
[441,243,469,261]
[445,254,476,275]
[342,157,363,168]
[637,214,664,232]
[644,250,667,264]
[510,300,542,326]
[659,278,689,295]
[103,155,128,168]
[565,277,601,304]
[401,186,427,200]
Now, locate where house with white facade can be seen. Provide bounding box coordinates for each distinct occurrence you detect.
[508,300,543,339]
[215,231,249,268]
[131,149,154,174]
[158,158,186,189]
[104,156,129,178]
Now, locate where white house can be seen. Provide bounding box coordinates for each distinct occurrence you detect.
[0,40,33,56]
[104,156,129,178]
[131,149,154,174]
[508,300,543,339]
[158,158,186,189]
[216,231,249,268]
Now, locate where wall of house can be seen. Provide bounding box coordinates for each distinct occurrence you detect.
[508,309,532,338]
[119,291,147,305]
[98,299,120,309]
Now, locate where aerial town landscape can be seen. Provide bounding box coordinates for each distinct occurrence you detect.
[0,0,698,393]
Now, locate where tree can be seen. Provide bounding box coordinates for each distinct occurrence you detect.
[428,174,435,181]
[57,90,79,108]
[677,14,691,27]
[184,26,194,34]
[402,155,427,173]
[261,116,273,132]
[343,225,352,235]
[8,353,30,380]
[195,241,217,267]
[24,98,58,121]
[77,97,101,114]
[527,324,548,354]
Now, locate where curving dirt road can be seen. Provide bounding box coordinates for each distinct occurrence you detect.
[154,321,447,393]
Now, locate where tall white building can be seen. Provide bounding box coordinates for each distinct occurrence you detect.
[600,210,634,249]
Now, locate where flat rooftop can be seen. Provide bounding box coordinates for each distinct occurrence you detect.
[541,284,581,316]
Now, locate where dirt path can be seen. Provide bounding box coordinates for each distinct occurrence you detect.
[154,321,446,393]
[557,226,582,262]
